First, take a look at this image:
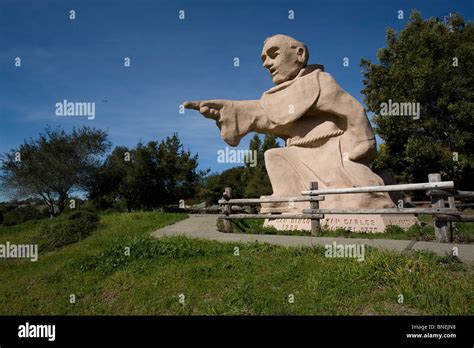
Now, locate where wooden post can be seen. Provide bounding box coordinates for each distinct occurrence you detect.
[447,196,456,209]
[447,195,456,242]
[223,187,232,233]
[309,181,320,236]
[428,173,449,242]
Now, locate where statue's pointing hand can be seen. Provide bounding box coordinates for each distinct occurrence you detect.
[183,100,229,121]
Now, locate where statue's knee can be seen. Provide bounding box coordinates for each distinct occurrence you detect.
[264,148,282,165]
[265,148,297,177]
[349,139,377,164]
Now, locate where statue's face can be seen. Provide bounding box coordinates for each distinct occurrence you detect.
[261,36,305,85]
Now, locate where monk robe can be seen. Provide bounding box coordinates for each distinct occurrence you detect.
[213,65,395,209]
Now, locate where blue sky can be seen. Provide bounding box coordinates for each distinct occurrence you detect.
[1,0,472,200]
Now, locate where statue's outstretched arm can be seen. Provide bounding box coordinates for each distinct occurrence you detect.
[184,99,270,146]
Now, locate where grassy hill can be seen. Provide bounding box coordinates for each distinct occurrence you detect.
[0,211,472,315]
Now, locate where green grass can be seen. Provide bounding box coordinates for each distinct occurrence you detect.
[222,217,474,243]
[0,211,473,315]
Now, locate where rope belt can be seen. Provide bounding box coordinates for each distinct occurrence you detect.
[286,129,344,146]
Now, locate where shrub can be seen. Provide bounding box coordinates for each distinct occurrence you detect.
[0,204,17,224]
[2,210,22,226]
[38,211,100,251]
[67,210,100,227]
[2,205,45,226]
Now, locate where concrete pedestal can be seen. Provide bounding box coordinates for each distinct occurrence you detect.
[263,214,419,233]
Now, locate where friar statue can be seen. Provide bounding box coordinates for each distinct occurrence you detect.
[184,34,395,211]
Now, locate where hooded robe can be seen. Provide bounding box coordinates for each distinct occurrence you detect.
[214,65,394,209]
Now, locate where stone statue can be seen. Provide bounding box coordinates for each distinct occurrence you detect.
[184,34,395,213]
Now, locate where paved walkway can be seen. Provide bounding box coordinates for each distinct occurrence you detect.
[152,214,474,263]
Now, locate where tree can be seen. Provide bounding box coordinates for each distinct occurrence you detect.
[197,134,280,204]
[157,134,205,204]
[361,11,473,189]
[1,127,110,216]
[198,167,246,205]
[242,134,280,197]
[89,134,204,211]
[88,145,148,212]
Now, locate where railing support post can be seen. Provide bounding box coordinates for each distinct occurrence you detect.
[222,187,232,233]
[428,173,449,242]
[309,181,321,236]
[447,196,456,240]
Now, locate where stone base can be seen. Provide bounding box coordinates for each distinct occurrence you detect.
[263,214,419,233]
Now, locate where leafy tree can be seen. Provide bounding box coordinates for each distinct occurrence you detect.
[1,127,110,216]
[157,134,205,204]
[198,167,246,205]
[89,145,149,212]
[361,11,473,189]
[242,134,280,197]
[89,134,203,211]
[197,134,280,204]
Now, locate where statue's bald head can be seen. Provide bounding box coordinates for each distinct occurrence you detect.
[261,34,309,85]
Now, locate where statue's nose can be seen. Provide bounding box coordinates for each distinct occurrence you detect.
[263,60,272,69]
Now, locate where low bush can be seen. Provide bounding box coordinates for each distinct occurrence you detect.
[67,210,100,228]
[37,210,100,251]
[2,205,46,226]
